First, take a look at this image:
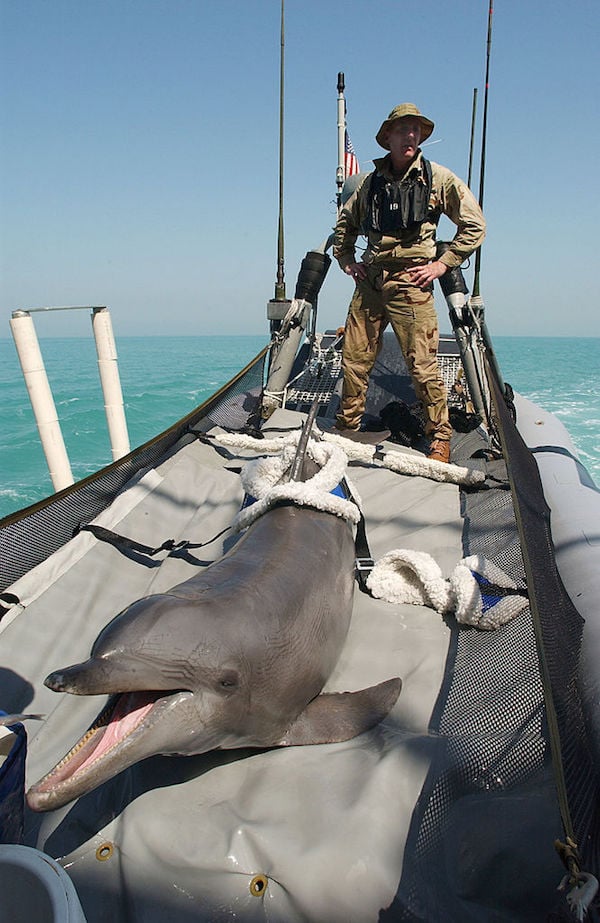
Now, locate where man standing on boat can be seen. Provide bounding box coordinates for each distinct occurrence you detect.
[333,103,485,463]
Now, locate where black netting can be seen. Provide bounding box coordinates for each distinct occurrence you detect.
[0,348,268,595]
[4,331,599,920]
[487,363,600,871]
[384,441,555,920]
[381,356,600,921]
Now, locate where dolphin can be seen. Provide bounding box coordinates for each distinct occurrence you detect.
[27,444,401,813]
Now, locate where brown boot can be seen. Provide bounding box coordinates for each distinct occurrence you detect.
[427,439,451,463]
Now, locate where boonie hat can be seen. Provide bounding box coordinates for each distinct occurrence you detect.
[376,103,434,149]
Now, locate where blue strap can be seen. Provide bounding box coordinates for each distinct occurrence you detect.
[241,480,349,509]
[472,572,527,614]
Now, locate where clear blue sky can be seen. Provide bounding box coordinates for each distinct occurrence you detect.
[1,0,598,339]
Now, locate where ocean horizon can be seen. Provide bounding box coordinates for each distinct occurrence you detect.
[1,334,598,521]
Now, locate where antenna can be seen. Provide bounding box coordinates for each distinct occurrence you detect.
[336,72,346,211]
[274,0,286,302]
[473,1,493,297]
[467,87,478,188]
[267,0,291,333]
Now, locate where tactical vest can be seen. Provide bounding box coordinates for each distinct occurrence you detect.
[367,158,432,234]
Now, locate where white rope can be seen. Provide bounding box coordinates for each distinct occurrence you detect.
[261,389,286,404]
[367,549,529,631]
[216,431,298,454]
[216,428,485,488]
[382,448,485,487]
[320,430,484,486]
[559,872,599,922]
[221,434,361,533]
[215,429,518,629]
[365,550,452,614]
[319,431,378,462]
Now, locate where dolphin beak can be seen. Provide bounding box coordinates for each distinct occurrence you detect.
[44,656,179,696]
[44,661,104,695]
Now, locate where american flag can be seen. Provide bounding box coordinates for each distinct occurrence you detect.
[344,130,360,178]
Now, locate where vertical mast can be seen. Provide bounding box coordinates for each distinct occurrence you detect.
[467,87,478,188]
[274,0,286,302]
[473,1,493,297]
[468,0,509,408]
[336,72,346,211]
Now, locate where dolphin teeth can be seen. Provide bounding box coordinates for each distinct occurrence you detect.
[43,695,119,776]
[31,689,185,793]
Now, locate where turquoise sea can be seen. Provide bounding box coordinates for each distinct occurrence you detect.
[0,335,598,521]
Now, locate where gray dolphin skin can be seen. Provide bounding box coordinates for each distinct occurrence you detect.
[27,453,402,812]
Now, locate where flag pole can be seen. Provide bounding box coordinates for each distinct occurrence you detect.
[336,73,346,211]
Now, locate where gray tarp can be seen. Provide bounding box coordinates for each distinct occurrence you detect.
[0,408,563,921]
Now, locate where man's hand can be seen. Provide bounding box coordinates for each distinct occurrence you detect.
[406,260,448,289]
[345,262,367,283]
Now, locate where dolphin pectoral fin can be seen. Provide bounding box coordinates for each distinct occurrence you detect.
[276,677,402,746]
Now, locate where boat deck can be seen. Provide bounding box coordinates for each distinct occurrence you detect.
[0,331,568,919]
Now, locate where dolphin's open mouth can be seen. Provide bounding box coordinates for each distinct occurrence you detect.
[27,689,189,809]
[47,692,162,783]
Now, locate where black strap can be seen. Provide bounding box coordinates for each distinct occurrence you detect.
[78,522,230,562]
[0,592,20,622]
[354,511,375,595]
[78,523,184,557]
[339,477,374,595]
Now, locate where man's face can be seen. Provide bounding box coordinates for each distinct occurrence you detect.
[387,117,422,166]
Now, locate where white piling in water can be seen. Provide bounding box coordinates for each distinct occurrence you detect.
[91,307,130,460]
[9,311,74,492]
[10,304,131,494]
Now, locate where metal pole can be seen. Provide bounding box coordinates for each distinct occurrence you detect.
[288,397,320,482]
[9,311,74,492]
[275,0,286,302]
[267,0,291,336]
[336,72,346,211]
[473,1,493,297]
[91,307,130,460]
[467,87,478,188]
[470,1,506,397]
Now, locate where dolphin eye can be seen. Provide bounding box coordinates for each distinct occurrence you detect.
[218,671,239,690]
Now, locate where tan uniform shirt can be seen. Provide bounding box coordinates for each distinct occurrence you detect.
[333,151,486,271]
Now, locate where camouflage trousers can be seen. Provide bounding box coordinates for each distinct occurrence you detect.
[336,262,452,440]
